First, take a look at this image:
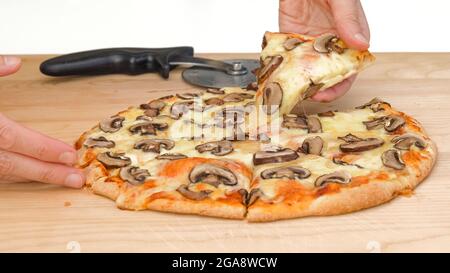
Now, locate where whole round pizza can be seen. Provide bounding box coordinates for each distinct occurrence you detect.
[75,32,437,222]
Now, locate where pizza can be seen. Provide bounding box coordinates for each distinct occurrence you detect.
[75,32,437,222]
[255,31,375,114]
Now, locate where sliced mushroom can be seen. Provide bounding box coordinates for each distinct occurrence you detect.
[156,153,188,160]
[204,97,224,106]
[384,116,405,132]
[195,140,233,156]
[177,185,212,200]
[189,163,238,187]
[391,133,427,150]
[99,116,125,133]
[300,136,324,155]
[170,101,195,119]
[134,139,175,153]
[253,148,298,165]
[176,92,200,100]
[313,34,344,54]
[238,188,262,206]
[141,100,166,111]
[302,82,324,100]
[260,166,311,180]
[206,88,225,95]
[307,116,322,133]
[258,55,283,82]
[282,114,308,129]
[261,32,268,49]
[318,110,335,117]
[96,152,131,168]
[340,137,384,153]
[262,82,283,114]
[83,136,115,148]
[144,108,159,117]
[382,149,405,170]
[356,97,390,112]
[338,133,364,143]
[246,82,258,91]
[129,121,168,135]
[119,166,150,185]
[315,171,351,187]
[283,37,304,50]
[363,116,389,130]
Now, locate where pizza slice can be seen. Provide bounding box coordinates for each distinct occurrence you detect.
[255,32,375,115]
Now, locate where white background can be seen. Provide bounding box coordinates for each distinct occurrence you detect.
[1,0,449,54]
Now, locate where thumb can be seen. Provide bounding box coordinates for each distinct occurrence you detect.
[329,0,370,51]
[0,56,21,76]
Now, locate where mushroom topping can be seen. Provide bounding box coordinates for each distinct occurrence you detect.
[99,116,125,133]
[195,140,233,156]
[384,116,405,132]
[262,82,283,114]
[307,116,322,133]
[156,153,188,160]
[313,34,344,54]
[204,97,224,106]
[332,157,363,169]
[253,148,298,165]
[189,163,238,187]
[318,110,335,117]
[96,152,131,168]
[84,136,115,148]
[283,37,304,51]
[356,97,390,112]
[177,185,212,201]
[119,166,150,185]
[262,32,268,49]
[141,100,166,111]
[315,171,352,187]
[363,116,389,130]
[340,137,384,153]
[206,88,225,95]
[128,121,168,135]
[144,108,159,117]
[238,188,262,206]
[282,114,308,129]
[260,166,311,180]
[246,82,258,91]
[300,136,324,155]
[258,55,283,82]
[382,149,405,170]
[170,101,195,119]
[134,139,175,153]
[302,82,324,100]
[223,92,254,102]
[176,92,200,100]
[363,115,405,132]
[391,133,427,150]
[338,133,364,143]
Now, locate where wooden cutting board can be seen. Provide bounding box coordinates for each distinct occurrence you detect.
[0,53,449,253]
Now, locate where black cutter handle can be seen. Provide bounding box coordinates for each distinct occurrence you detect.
[39,47,194,79]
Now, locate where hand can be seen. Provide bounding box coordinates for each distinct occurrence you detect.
[0,56,85,188]
[279,0,370,102]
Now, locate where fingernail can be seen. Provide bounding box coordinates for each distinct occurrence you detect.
[64,173,84,188]
[354,33,369,45]
[59,152,77,165]
[1,56,21,66]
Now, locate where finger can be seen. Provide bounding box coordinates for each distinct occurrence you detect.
[329,0,370,50]
[311,75,357,102]
[0,175,30,183]
[0,113,77,165]
[0,150,85,188]
[0,56,21,76]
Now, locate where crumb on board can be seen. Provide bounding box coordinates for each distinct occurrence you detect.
[64,201,72,207]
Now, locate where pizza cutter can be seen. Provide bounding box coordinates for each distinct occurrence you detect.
[40,46,260,89]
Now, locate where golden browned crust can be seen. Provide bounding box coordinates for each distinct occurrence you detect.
[247,141,437,222]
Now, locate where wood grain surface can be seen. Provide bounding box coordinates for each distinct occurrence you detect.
[0,53,449,253]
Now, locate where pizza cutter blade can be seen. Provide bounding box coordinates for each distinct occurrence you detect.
[181,59,260,89]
